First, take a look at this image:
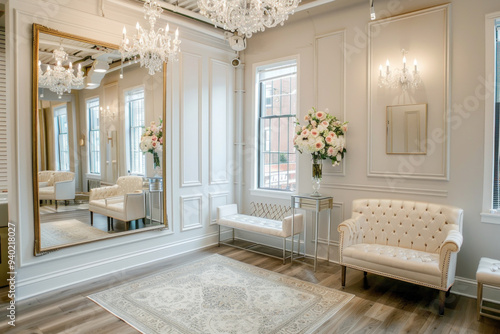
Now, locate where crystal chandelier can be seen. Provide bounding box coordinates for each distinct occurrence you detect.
[120,0,181,76]
[378,49,422,91]
[38,45,84,98]
[197,0,301,38]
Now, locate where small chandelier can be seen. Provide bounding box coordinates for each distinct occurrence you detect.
[378,49,422,91]
[38,45,84,98]
[197,0,301,38]
[120,0,181,76]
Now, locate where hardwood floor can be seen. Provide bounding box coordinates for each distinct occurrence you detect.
[1,246,499,333]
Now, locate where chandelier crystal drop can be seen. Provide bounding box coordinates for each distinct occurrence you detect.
[38,45,84,98]
[197,0,301,38]
[120,0,181,76]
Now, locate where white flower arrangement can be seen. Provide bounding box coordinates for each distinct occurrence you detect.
[140,118,163,155]
[293,108,348,167]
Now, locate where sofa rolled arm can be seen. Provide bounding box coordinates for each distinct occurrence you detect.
[338,217,363,250]
[217,204,238,221]
[90,185,120,201]
[439,229,463,269]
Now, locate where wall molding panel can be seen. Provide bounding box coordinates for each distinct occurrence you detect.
[367,4,450,180]
[315,30,346,176]
[322,182,448,197]
[208,59,231,185]
[180,194,204,231]
[180,52,203,188]
[209,191,229,225]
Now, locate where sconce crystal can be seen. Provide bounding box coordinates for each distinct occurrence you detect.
[378,49,421,91]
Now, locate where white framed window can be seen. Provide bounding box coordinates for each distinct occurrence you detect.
[87,97,100,174]
[54,105,69,171]
[255,59,297,192]
[482,12,500,224]
[125,87,145,175]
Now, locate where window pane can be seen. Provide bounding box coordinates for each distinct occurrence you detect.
[87,98,100,174]
[127,88,145,175]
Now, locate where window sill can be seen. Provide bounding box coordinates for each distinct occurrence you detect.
[480,212,500,225]
[249,188,296,200]
[86,173,101,179]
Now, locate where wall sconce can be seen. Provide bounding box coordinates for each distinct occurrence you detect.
[370,0,376,20]
[79,134,85,147]
[101,105,116,123]
[378,49,422,91]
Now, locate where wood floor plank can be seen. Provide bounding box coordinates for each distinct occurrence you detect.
[0,245,499,333]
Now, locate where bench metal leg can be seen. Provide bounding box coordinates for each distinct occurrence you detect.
[283,238,286,265]
[477,282,483,320]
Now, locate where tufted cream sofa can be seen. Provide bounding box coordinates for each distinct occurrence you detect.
[38,171,76,209]
[89,176,145,230]
[338,199,463,315]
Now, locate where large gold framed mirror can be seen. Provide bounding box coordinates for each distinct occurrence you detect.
[32,24,167,255]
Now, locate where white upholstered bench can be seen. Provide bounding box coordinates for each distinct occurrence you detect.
[217,203,304,263]
[476,257,500,320]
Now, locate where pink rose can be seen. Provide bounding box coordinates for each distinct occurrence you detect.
[315,141,325,150]
[315,111,326,120]
[321,121,329,127]
[304,115,311,121]
[311,120,317,127]
[325,136,333,144]
[152,135,158,141]
[159,137,163,144]
[327,146,335,156]
[342,124,348,132]
[311,129,319,137]
[301,129,309,136]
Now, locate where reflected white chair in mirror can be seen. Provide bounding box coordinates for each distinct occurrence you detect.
[38,171,76,210]
[89,176,146,231]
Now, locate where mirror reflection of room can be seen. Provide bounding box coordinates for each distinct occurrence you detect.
[36,30,165,251]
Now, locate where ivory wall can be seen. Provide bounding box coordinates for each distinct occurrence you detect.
[242,0,500,301]
[6,0,235,299]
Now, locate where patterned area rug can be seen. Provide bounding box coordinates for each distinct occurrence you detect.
[41,219,109,248]
[88,254,354,334]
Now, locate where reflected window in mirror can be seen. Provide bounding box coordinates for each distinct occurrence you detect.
[126,87,145,175]
[54,105,70,171]
[87,97,101,174]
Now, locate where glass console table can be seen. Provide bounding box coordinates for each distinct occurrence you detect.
[143,176,163,225]
[291,194,334,271]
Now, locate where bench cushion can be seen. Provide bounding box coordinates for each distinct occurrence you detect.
[477,257,500,286]
[218,214,303,238]
[343,243,440,277]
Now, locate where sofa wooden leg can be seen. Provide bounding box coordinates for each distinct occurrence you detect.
[439,290,446,316]
[477,282,483,320]
[341,265,346,288]
[55,201,58,210]
[90,212,93,226]
[364,271,367,277]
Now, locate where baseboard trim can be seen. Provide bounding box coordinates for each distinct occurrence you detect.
[452,276,500,303]
[16,232,224,301]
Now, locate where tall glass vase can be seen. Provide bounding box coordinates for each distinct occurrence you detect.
[153,152,162,178]
[311,155,323,197]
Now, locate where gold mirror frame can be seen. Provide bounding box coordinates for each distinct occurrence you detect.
[32,24,167,256]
